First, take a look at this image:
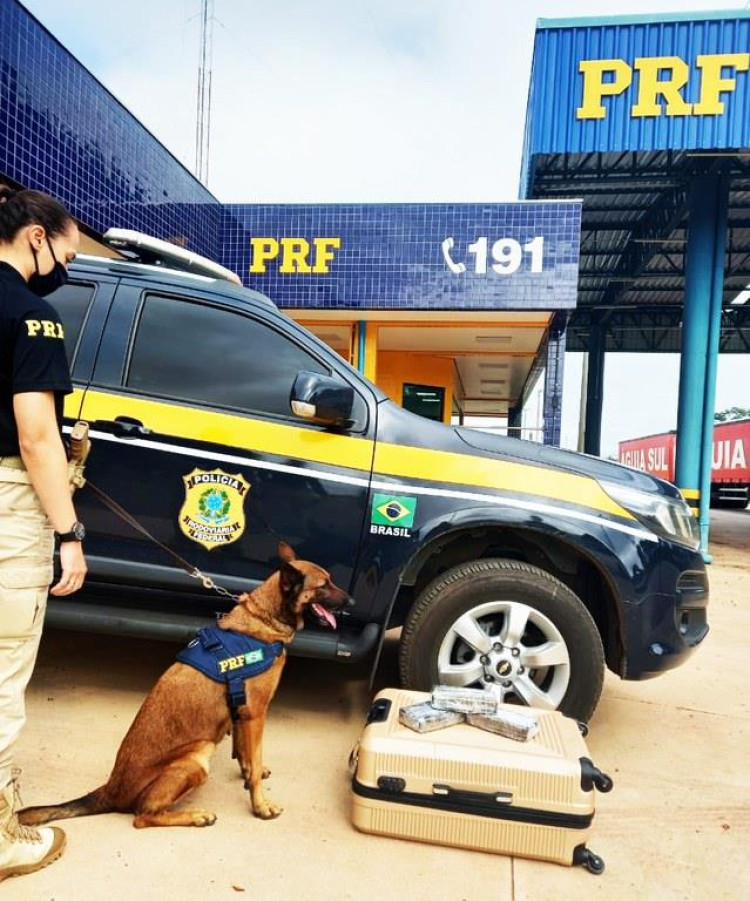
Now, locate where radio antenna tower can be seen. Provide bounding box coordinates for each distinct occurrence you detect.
[195,0,214,185]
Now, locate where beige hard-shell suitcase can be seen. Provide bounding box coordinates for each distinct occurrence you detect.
[351,689,612,874]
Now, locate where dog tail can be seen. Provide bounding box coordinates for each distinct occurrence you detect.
[18,785,111,825]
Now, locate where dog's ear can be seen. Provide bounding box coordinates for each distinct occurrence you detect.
[279,560,304,597]
[278,541,297,563]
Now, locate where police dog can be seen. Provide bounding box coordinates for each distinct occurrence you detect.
[20,542,351,827]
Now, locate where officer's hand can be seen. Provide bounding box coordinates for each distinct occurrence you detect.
[51,542,87,596]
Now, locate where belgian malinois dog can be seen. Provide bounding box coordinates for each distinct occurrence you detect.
[20,542,351,828]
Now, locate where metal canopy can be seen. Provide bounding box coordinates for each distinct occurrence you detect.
[521,10,750,537]
[521,11,750,356]
[528,149,750,352]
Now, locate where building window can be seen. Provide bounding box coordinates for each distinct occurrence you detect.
[402,383,445,422]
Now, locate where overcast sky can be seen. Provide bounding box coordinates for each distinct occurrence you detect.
[24,0,750,455]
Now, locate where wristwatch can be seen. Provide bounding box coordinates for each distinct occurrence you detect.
[55,521,86,543]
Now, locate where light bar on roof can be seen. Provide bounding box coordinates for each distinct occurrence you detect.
[103,229,242,285]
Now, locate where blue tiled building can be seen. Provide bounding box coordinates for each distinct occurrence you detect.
[221,202,580,312]
[0,0,221,257]
[0,0,581,444]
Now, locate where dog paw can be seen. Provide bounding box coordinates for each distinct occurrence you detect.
[253,801,283,820]
[192,810,217,827]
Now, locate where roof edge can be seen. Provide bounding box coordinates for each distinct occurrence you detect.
[222,199,584,208]
[537,9,750,30]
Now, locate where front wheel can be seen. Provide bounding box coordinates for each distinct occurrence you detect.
[398,559,605,722]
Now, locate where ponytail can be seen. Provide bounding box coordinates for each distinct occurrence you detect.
[0,185,73,244]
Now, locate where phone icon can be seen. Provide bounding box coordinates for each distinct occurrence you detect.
[441,237,466,274]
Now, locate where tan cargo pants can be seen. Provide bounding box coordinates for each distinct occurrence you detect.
[0,459,54,792]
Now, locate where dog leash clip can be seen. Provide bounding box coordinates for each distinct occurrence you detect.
[199,572,215,591]
[191,569,241,603]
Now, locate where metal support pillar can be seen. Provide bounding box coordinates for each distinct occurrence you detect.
[355,321,378,383]
[700,176,729,552]
[356,321,366,375]
[675,173,729,558]
[577,354,589,453]
[583,315,605,456]
[543,313,567,446]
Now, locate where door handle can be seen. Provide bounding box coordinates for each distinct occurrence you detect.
[95,417,151,439]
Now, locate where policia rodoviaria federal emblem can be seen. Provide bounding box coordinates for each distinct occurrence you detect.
[179,469,250,550]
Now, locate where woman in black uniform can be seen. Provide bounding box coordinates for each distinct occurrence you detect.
[0,185,87,881]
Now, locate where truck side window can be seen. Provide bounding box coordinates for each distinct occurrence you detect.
[126,294,329,419]
[46,282,96,365]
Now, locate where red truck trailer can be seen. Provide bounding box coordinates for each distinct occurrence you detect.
[619,419,750,509]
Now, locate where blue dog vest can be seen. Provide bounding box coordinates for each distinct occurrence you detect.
[176,626,284,719]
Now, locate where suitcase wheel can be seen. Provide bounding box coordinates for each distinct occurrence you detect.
[573,845,606,875]
[585,852,605,875]
[580,757,614,793]
[577,721,589,737]
[595,772,614,793]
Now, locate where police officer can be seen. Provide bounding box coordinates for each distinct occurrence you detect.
[0,185,87,881]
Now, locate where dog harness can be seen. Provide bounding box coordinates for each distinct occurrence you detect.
[176,626,284,719]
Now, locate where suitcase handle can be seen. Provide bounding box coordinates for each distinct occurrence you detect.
[366,697,392,724]
[432,784,513,806]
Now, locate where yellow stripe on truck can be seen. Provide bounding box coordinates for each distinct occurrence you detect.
[64,388,85,419]
[80,389,375,471]
[80,389,633,521]
[373,443,634,520]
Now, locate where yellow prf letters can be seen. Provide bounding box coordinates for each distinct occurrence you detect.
[249,236,342,275]
[576,52,750,120]
[25,319,64,339]
[218,655,247,673]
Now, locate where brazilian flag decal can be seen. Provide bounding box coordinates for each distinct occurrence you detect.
[371,494,417,528]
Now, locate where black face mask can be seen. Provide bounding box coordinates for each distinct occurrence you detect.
[28,237,69,297]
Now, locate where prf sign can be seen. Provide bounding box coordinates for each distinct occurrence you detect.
[577,52,749,120]
[249,237,341,274]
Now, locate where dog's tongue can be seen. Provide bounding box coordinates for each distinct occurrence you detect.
[313,603,337,628]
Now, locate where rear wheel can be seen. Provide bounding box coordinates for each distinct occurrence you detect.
[399,558,605,722]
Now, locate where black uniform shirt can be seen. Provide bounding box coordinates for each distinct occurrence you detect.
[0,261,72,456]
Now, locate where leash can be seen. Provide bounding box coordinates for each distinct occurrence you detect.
[84,480,241,603]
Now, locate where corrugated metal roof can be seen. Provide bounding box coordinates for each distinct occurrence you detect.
[523,13,750,353]
[528,148,750,347]
[522,15,750,163]
[538,10,750,30]
[566,305,750,353]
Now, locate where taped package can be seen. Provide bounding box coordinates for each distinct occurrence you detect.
[466,709,540,742]
[431,685,498,715]
[399,701,465,733]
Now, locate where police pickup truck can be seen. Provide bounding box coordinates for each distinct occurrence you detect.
[48,231,709,721]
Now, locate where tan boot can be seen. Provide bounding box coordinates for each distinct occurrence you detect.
[0,770,66,882]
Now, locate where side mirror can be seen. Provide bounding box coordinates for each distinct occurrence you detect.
[290,371,354,427]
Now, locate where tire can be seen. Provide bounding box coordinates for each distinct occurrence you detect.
[399,558,605,722]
